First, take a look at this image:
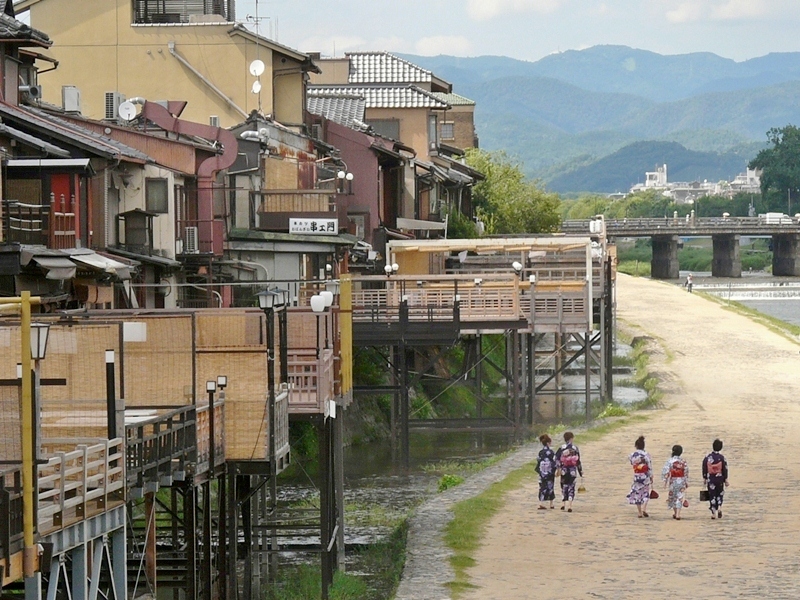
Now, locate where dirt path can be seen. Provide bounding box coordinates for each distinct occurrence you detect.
[461,274,800,600]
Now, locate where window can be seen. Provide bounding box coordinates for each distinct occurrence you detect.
[145,178,169,213]
[441,121,455,141]
[428,114,439,150]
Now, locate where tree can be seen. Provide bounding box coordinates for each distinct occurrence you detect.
[749,125,800,214]
[465,149,561,234]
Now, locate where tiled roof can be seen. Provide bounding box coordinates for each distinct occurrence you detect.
[0,12,50,46]
[431,92,475,106]
[309,85,449,110]
[346,52,432,84]
[307,93,366,130]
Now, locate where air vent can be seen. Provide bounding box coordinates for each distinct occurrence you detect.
[105,91,125,120]
[183,226,199,254]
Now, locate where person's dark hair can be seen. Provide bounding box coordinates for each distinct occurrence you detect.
[564,431,574,442]
[539,434,551,445]
[713,439,723,452]
[672,444,683,457]
[635,435,645,450]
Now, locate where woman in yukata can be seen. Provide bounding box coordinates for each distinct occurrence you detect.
[662,444,689,520]
[535,433,557,510]
[555,431,583,512]
[702,438,729,519]
[627,435,653,518]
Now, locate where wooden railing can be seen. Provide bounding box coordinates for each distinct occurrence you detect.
[37,439,125,535]
[255,190,337,213]
[287,348,335,414]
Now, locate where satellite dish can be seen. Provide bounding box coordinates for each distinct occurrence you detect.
[118,101,137,121]
[251,80,262,94]
[249,59,265,77]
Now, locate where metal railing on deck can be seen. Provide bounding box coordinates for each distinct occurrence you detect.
[36,439,125,535]
[196,401,226,474]
[0,465,23,564]
[125,406,198,491]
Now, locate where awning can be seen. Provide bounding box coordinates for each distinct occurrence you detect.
[7,158,93,170]
[32,256,76,280]
[396,217,447,231]
[64,249,133,280]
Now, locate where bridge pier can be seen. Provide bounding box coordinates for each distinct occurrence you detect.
[772,233,800,276]
[651,235,679,279]
[712,234,741,278]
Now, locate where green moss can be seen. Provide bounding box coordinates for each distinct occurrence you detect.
[438,474,466,492]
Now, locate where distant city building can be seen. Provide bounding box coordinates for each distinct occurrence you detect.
[626,164,761,202]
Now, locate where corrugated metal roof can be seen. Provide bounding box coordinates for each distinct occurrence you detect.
[309,85,449,109]
[346,51,432,84]
[431,92,476,106]
[307,93,366,129]
[0,102,151,162]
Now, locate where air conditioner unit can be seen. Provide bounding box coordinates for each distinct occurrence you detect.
[184,226,199,254]
[62,85,81,113]
[105,91,125,120]
[209,115,220,127]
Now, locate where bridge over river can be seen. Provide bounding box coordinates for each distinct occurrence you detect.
[562,216,800,278]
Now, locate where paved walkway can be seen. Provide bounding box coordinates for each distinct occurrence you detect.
[396,274,800,599]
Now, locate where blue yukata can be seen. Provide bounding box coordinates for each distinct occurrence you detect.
[702,451,728,513]
[662,456,689,509]
[535,445,556,502]
[555,442,583,502]
[627,449,653,505]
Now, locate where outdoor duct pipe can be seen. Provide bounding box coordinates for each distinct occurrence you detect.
[141,100,239,255]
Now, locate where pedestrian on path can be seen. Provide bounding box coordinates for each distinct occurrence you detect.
[686,273,693,292]
[535,434,557,510]
[662,444,689,520]
[702,439,729,519]
[627,435,654,518]
[555,431,583,512]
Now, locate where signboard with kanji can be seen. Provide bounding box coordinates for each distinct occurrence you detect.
[289,218,339,235]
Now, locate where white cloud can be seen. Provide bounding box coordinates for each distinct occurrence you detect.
[466,0,564,21]
[665,3,704,23]
[415,35,472,56]
[711,0,769,20]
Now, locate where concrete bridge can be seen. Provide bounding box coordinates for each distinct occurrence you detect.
[562,216,800,278]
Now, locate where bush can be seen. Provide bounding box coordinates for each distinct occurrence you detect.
[438,474,465,492]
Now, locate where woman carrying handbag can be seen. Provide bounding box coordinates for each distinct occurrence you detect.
[627,436,654,518]
[662,444,689,520]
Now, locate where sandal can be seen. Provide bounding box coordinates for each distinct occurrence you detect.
[538,506,547,510]
[567,508,573,513]
[642,512,649,518]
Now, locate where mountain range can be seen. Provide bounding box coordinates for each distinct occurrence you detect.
[401,46,800,193]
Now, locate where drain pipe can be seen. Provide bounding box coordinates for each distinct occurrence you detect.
[167,42,247,119]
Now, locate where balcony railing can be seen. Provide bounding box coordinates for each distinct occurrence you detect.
[196,401,226,475]
[255,190,337,214]
[37,438,125,535]
[287,348,335,414]
[125,406,199,493]
[2,195,76,249]
[0,466,23,566]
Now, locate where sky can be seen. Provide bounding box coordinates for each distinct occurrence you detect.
[236,0,800,63]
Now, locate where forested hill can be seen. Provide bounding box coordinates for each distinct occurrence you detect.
[546,141,751,194]
[400,46,800,192]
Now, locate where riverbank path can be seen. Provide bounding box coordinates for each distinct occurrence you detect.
[455,273,800,599]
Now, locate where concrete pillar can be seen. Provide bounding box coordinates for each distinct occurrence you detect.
[651,235,679,279]
[772,234,800,276]
[712,234,741,278]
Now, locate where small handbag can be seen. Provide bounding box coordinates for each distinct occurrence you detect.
[682,499,689,508]
[649,489,659,499]
[699,489,710,502]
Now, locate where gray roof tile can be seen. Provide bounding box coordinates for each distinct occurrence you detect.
[431,92,475,106]
[309,85,449,110]
[0,12,50,46]
[307,93,366,129]
[346,51,432,84]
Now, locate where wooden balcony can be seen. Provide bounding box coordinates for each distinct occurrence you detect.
[0,466,23,585]
[287,348,335,415]
[256,190,337,214]
[37,438,126,535]
[2,196,76,249]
